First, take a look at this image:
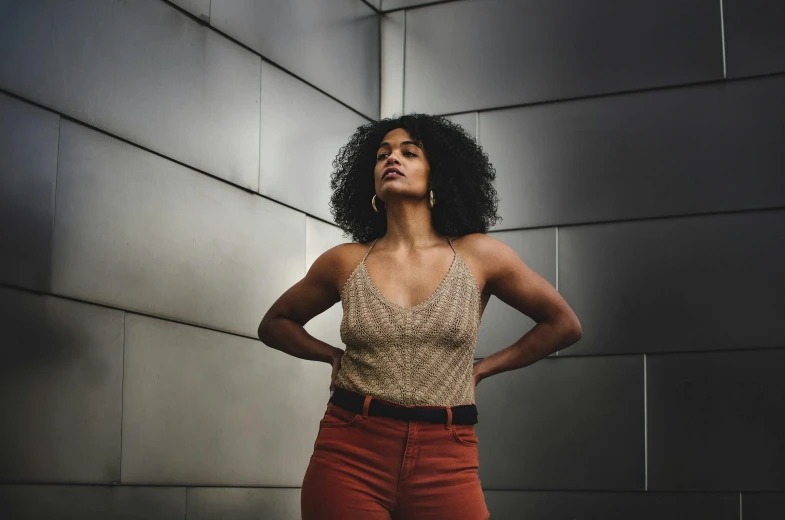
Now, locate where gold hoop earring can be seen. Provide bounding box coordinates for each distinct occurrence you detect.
[372,194,385,213]
[429,190,435,209]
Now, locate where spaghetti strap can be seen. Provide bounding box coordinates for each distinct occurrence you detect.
[446,236,456,253]
[362,238,379,262]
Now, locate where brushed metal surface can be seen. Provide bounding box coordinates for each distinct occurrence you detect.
[382,0,462,10]
[169,0,210,20]
[259,62,368,223]
[121,314,332,486]
[475,355,644,489]
[302,217,351,352]
[484,490,739,520]
[381,11,405,119]
[0,485,185,519]
[0,287,124,483]
[186,487,301,520]
[723,0,785,78]
[0,93,59,292]
[475,228,556,359]
[559,209,785,356]
[743,493,785,520]
[211,0,379,118]
[404,0,722,114]
[481,75,785,230]
[0,0,260,189]
[51,120,305,338]
[648,348,785,490]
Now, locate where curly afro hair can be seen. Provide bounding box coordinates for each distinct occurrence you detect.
[329,113,501,243]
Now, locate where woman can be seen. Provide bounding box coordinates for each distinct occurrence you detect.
[258,113,582,519]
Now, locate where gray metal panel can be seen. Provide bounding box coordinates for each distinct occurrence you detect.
[475,228,555,359]
[121,314,332,486]
[170,0,210,21]
[404,0,722,114]
[0,0,260,190]
[259,62,369,223]
[0,93,58,292]
[186,488,301,520]
[381,11,405,119]
[382,0,461,11]
[303,217,351,351]
[445,112,477,141]
[0,287,123,483]
[475,355,644,489]
[481,75,785,230]
[483,490,739,520]
[744,493,785,520]
[51,121,305,338]
[648,349,785,491]
[559,210,785,356]
[724,0,785,78]
[0,485,185,520]
[211,0,379,118]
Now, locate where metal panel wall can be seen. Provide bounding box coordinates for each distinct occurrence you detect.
[121,314,332,486]
[743,493,785,520]
[480,75,785,230]
[648,349,785,491]
[0,0,261,189]
[186,488,301,520]
[475,355,644,490]
[0,93,59,292]
[558,209,785,356]
[51,121,305,338]
[0,485,185,519]
[723,0,785,78]
[170,0,210,21]
[380,11,405,119]
[383,0,459,10]
[0,287,124,484]
[211,0,379,118]
[259,63,369,223]
[303,217,351,352]
[476,228,556,359]
[404,0,722,114]
[483,490,739,520]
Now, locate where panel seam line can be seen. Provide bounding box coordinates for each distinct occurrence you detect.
[720,0,727,78]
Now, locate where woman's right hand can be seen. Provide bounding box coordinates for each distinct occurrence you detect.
[329,349,344,396]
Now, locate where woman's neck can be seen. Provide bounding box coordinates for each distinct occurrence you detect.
[380,202,443,251]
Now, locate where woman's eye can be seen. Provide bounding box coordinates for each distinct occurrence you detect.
[377,153,388,160]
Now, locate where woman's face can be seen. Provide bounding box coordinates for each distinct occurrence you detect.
[374,128,431,203]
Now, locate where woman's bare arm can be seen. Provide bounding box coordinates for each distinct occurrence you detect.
[257,246,345,366]
[468,234,583,385]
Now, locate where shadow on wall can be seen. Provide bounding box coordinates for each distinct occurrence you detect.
[0,284,124,484]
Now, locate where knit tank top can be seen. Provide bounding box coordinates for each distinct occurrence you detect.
[334,236,485,407]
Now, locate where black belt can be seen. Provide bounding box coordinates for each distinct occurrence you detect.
[329,387,478,425]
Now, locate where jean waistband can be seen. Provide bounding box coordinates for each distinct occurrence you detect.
[329,387,478,426]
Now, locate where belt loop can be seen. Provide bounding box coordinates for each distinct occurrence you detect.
[362,395,372,417]
[445,406,453,430]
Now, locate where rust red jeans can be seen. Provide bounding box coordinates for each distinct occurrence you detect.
[301,389,490,519]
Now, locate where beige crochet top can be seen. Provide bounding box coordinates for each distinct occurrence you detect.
[334,236,486,407]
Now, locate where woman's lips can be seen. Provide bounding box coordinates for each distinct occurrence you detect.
[383,167,404,179]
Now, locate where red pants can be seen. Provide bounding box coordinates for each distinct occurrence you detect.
[301,389,490,519]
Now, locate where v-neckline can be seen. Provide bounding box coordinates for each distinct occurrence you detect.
[361,249,459,312]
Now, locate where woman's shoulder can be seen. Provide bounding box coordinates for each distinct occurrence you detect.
[306,241,370,284]
[451,232,503,257]
[451,233,511,291]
